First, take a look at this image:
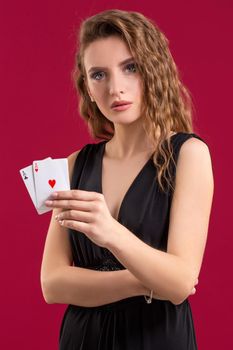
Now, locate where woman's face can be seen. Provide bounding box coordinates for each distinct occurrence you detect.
[83,35,143,125]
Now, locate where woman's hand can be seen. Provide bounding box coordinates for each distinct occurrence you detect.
[45,189,118,248]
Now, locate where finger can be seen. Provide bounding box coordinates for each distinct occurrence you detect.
[45,198,97,213]
[56,209,92,223]
[47,194,96,210]
[58,219,89,232]
[45,199,78,209]
[49,189,102,201]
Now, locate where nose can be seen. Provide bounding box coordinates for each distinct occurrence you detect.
[108,72,124,96]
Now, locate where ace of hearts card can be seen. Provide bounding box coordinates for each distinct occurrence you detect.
[19,157,70,214]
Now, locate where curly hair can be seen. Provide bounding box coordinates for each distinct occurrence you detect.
[72,9,196,194]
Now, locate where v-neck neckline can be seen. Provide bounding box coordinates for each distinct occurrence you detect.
[99,141,153,222]
[99,133,178,222]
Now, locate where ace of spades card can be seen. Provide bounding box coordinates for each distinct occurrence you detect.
[19,157,70,214]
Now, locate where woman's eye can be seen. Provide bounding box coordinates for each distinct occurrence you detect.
[90,63,136,81]
[91,71,105,80]
[125,63,137,73]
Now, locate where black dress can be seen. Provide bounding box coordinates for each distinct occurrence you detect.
[59,132,207,350]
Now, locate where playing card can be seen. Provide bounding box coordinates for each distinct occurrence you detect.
[33,157,70,213]
[19,157,70,215]
[19,164,37,208]
[19,157,52,214]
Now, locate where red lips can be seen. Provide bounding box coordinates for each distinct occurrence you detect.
[111,100,132,108]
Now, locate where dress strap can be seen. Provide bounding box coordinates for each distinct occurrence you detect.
[70,143,92,189]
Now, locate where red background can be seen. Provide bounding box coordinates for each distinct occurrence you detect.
[1,0,232,348]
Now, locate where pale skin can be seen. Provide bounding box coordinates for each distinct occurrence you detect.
[40,36,213,306]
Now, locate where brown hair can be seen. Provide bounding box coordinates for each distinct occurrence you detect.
[72,9,196,194]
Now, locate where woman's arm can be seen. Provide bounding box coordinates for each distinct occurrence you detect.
[106,138,214,305]
[41,201,196,306]
[43,265,147,306]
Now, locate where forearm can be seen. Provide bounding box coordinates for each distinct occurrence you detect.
[107,222,195,305]
[42,266,146,307]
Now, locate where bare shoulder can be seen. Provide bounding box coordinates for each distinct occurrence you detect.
[67,149,81,166]
[67,149,82,183]
[176,136,214,192]
[179,136,211,158]
[178,137,213,179]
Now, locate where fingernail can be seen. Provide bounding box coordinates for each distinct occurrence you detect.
[50,192,58,198]
[45,200,52,206]
[59,220,63,225]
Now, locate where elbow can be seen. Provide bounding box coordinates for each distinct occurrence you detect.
[40,268,61,304]
[41,278,55,304]
[170,264,198,306]
[40,266,69,304]
[170,278,194,306]
[171,293,188,306]
[170,290,188,306]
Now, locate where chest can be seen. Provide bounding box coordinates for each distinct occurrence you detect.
[101,155,151,221]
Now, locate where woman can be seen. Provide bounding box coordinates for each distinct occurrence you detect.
[40,9,214,349]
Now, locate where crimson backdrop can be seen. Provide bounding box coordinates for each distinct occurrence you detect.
[1,0,231,349]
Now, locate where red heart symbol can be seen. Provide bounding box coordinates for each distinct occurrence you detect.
[48,179,56,188]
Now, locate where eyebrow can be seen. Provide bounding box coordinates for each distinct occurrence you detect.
[87,57,135,74]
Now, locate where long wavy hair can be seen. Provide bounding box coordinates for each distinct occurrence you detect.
[72,9,196,194]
